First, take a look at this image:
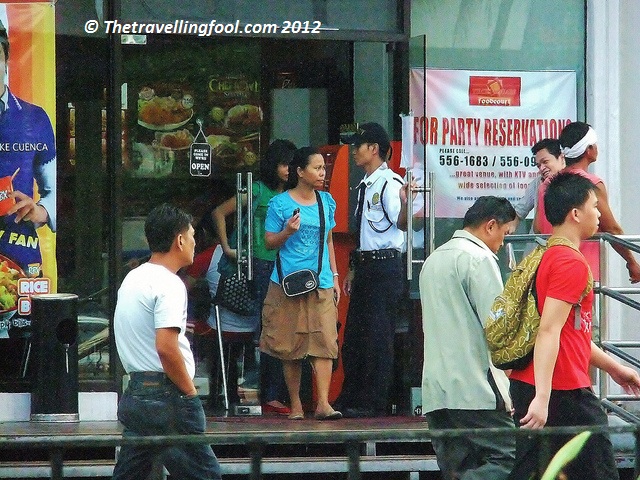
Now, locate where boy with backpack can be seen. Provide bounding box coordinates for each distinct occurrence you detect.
[507,171,640,480]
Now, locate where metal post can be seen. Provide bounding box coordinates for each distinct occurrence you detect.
[236,173,243,277]
[406,169,413,280]
[49,448,64,480]
[428,171,435,255]
[249,441,264,480]
[246,172,253,280]
[214,305,229,411]
[346,441,362,480]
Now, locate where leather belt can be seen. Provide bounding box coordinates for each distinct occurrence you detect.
[129,371,170,386]
[352,249,401,264]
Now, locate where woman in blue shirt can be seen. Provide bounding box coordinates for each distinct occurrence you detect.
[261,147,342,420]
[212,139,295,415]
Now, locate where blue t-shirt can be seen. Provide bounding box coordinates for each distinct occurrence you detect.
[0,90,56,275]
[265,190,336,289]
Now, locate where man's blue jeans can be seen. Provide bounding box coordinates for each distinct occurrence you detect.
[112,373,221,480]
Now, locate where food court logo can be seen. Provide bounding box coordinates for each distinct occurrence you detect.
[468,76,521,107]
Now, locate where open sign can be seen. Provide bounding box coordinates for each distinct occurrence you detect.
[190,143,212,177]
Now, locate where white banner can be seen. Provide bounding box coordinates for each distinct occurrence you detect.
[410,69,576,218]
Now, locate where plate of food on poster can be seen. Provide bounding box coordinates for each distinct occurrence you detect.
[154,129,194,151]
[205,103,262,170]
[0,254,25,335]
[205,132,259,170]
[137,84,195,132]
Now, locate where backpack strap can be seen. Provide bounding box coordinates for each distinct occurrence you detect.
[544,236,594,329]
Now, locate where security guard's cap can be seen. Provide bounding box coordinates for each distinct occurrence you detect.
[344,122,390,153]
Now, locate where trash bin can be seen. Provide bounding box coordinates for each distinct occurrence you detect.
[30,293,79,422]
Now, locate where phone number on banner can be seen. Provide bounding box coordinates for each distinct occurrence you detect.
[439,154,538,168]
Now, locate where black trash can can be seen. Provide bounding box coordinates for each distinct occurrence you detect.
[30,293,79,422]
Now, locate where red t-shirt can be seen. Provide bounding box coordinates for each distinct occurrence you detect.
[534,169,602,280]
[509,245,593,390]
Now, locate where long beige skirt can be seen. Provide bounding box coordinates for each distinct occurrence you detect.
[260,281,338,361]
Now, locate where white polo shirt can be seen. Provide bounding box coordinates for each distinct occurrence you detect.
[357,162,405,252]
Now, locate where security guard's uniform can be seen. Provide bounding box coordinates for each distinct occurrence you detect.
[338,162,405,416]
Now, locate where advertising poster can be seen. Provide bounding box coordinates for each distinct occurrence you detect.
[410,68,576,218]
[0,1,56,339]
[125,42,261,178]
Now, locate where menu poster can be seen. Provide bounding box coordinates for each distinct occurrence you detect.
[204,76,261,173]
[131,83,196,177]
[0,2,56,339]
[124,41,262,178]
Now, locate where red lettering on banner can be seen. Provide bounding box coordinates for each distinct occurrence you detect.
[416,116,573,147]
[413,116,439,145]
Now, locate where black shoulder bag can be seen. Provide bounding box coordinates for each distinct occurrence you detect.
[276,190,325,297]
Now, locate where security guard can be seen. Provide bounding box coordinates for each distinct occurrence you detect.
[336,122,405,418]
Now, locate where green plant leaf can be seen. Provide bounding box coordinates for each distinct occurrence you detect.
[540,431,592,480]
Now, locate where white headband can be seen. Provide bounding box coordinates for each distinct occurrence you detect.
[561,127,597,159]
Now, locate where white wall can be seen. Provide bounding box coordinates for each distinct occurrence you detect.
[620,0,640,260]
[583,0,640,404]
[617,0,640,348]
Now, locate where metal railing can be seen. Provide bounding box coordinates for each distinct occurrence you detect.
[8,233,640,479]
[595,234,640,408]
[1,423,639,480]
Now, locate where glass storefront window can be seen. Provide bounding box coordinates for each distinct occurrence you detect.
[43,0,403,397]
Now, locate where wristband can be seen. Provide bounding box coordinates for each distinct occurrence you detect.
[333,272,339,277]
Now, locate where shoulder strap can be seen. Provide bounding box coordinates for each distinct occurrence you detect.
[276,191,325,282]
[378,175,404,227]
[315,190,325,275]
[379,181,391,225]
[546,235,579,251]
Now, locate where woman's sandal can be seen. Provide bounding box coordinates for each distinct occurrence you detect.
[314,410,342,420]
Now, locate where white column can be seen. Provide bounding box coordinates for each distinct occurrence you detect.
[587,0,625,344]
[587,0,620,213]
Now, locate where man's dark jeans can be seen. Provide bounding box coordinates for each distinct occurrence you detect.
[112,373,221,480]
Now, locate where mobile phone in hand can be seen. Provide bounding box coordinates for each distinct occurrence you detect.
[293,208,300,216]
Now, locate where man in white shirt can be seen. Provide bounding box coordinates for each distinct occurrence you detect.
[420,196,517,479]
[113,203,221,480]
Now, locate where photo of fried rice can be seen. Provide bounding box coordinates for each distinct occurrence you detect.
[0,257,22,312]
[139,96,193,126]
